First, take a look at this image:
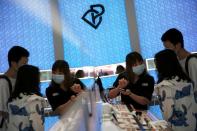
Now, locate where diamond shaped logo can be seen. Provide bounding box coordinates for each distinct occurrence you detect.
[82,4,105,29]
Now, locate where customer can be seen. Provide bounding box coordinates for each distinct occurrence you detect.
[46,60,85,115]
[109,52,154,110]
[7,65,46,131]
[161,28,197,96]
[115,65,125,74]
[75,69,85,78]
[154,49,197,131]
[0,46,29,130]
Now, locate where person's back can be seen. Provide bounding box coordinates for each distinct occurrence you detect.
[0,46,29,130]
[155,77,196,131]
[7,65,45,131]
[155,49,197,131]
[8,94,45,131]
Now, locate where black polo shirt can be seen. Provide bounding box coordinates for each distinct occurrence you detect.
[46,78,85,111]
[112,72,154,110]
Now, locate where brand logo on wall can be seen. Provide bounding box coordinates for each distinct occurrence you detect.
[82,4,105,29]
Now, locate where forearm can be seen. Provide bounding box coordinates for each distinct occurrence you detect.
[55,100,73,116]
[108,87,120,99]
[129,92,150,105]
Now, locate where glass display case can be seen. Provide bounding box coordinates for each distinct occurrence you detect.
[47,85,171,131]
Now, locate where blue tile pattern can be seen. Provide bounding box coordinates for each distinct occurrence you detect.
[58,0,131,67]
[134,0,197,58]
[0,0,54,72]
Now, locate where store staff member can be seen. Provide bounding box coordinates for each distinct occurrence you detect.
[109,52,154,110]
[46,60,85,115]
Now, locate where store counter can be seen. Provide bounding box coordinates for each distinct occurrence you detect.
[48,89,171,131]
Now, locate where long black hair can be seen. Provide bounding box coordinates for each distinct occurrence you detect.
[9,65,41,101]
[125,51,146,83]
[154,49,190,83]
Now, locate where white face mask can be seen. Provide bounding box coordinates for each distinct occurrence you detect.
[132,64,145,75]
[52,74,64,84]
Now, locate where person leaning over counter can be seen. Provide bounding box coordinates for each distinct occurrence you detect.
[46,60,85,116]
[109,52,154,110]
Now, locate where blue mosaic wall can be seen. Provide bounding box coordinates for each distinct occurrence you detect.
[134,0,197,58]
[58,0,131,67]
[0,0,54,72]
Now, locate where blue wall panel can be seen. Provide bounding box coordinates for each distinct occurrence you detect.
[0,0,54,72]
[134,0,197,58]
[58,0,131,67]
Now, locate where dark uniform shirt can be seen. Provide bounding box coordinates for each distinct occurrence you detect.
[46,78,85,111]
[112,72,154,110]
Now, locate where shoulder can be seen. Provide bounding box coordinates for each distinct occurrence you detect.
[26,94,46,107]
[12,93,45,103]
[155,77,192,90]
[27,94,45,101]
[155,79,175,90]
[0,78,9,90]
[0,78,8,85]
[46,85,57,94]
[188,56,197,64]
[25,94,46,113]
[187,54,197,64]
[9,94,44,106]
[141,73,154,82]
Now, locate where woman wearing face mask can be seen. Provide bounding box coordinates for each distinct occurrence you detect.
[109,52,154,110]
[46,60,85,115]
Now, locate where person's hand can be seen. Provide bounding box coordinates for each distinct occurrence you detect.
[71,84,82,93]
[121,89,132,96]
[118,78,129,89]
[70,95,76,101]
